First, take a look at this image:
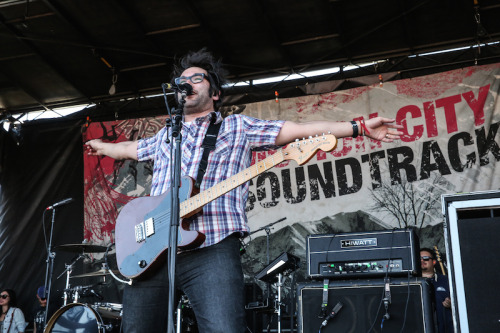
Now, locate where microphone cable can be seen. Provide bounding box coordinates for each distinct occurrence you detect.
[367,228,396,333]
[318,301,343,332]
[399,270,412,333]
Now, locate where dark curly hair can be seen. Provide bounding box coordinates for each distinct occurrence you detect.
[171,48,227,111]
[2,289,17,307]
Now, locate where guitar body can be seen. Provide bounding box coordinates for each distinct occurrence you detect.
[115,176,205,279]
[114,134,338,279]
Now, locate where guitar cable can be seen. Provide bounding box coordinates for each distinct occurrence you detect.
[105,243,133,285]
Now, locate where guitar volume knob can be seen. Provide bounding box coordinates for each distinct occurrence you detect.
[138,260,147,268]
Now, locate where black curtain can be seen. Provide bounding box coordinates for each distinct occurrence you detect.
[0,119,84,326]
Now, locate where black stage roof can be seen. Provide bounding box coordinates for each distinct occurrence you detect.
[1,0,500,121]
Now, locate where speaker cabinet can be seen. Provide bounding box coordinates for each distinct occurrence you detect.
[297,278,433,333]
[442,191,500,333]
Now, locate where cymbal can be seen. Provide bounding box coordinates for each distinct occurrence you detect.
[55,244,108,253]
[71,269,119,278]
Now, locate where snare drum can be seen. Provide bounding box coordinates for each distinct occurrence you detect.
[93,302,123,320]
[44,303,120,333]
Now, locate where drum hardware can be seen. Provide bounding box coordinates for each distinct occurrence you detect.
[56,253,88,306]
[70,267,118,279]
[93,302,123,320]
[63,283,102,303]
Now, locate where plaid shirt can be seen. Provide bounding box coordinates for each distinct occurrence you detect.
[137,112,284,247]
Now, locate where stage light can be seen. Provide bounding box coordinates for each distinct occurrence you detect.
[0,115,23,146]
[9,123,23,146]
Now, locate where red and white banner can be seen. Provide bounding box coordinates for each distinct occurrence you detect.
[83,63,500,262]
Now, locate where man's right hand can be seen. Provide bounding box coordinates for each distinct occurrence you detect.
[84,139,138,160]
[85,139,106,156]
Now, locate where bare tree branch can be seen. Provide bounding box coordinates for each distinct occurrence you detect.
[369,174,449,230]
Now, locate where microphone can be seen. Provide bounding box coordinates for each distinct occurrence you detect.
[90,289,104,300]
[162,83,194,95]
[46,198,74,210]
[176,83,193,95]
[320,301,343,327]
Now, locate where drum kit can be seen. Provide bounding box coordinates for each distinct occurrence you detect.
[44,243,124,333]
[43,242,200,333]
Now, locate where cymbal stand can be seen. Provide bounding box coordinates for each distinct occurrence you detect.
[73,286,80,303]
[64,264,72,305]
[57,253,85,305]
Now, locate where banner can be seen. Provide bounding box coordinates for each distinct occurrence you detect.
[83,63,500,280]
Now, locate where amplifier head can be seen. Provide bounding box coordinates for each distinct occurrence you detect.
[307,228,420,280]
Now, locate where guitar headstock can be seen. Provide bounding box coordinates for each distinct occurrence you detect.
[282,134,337,165]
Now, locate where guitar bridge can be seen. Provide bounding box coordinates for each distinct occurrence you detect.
[134,218,155,243]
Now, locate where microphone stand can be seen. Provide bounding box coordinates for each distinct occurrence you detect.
[166,91,188,333]
[42,208,57,328]
[249,217,286,333]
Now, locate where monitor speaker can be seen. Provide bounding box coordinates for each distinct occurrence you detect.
[297,278,434,333]
[442,191,500,333]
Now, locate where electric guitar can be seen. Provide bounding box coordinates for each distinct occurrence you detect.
[434,245,446,275]
[115,134,337,278]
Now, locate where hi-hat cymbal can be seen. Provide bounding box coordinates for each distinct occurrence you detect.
[55,244,108,253]
[71,269,119,278]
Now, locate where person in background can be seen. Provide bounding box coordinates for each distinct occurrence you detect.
[86,48,404,333]
[420,247,454,333]
[0,289,26,333]
[33,286,57,333]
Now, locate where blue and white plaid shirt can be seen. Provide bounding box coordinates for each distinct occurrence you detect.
[137,112,284,247]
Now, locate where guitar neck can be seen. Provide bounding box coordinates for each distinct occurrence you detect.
[434,245,446,276]
[180,150,285,217]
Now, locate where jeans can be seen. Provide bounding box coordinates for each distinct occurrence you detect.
[121,234,246,333]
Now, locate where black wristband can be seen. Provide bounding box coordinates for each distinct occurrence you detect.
[350,121,359,138]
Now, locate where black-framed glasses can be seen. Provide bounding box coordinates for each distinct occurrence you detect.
[420,256,432,261]
[0,294,9,299]
[174,73,206,85]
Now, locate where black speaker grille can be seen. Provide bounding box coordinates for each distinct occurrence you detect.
[298,278,434,333]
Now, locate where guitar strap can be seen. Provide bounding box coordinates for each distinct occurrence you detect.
[195,115,222,189]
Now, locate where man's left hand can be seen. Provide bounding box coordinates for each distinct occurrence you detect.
[364,117,404,142]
